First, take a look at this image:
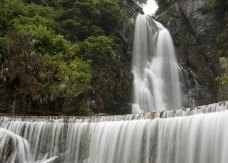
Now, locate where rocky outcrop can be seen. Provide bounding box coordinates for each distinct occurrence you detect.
[157,0,226,106]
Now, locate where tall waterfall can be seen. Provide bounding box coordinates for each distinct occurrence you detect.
[0,102,227,163]
[132,14,182,113]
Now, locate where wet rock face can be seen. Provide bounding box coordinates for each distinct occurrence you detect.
[157,0,222,106]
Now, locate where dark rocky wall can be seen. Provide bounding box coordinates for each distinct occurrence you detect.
[157,0,226,106]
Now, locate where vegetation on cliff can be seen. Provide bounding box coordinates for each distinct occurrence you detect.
[0,0,130,115]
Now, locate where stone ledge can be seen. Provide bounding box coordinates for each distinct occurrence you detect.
[0,101,227,122]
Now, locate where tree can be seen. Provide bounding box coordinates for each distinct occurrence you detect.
[0,0,91,114]
[80,35,130,101]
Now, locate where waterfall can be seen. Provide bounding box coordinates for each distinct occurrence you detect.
[0,102,227,163]
[132,14,182,113]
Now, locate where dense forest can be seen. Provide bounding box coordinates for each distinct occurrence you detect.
[0,0,133,115]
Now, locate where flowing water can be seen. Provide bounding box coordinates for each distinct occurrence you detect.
[132,14,182,113]
[0,102,227,163]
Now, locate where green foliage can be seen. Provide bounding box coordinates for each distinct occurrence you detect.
[54,0,100,41]
[80,35,130,101]
[95,0,123,34]
[216,61,228,87]
[44,55,91,98]
[80,35,119,100]
[0,0,130,115]
[215,28,228,57]
[0,0,91,110]
[78,104,93,116]
[0,31,91,104]
[52,0,123,41]
[216,72,228,86]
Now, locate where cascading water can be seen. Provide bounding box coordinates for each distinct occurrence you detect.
[132,14,182,113]
[0,128,57,163]
[0,128,32,163]
[0,102,227,163]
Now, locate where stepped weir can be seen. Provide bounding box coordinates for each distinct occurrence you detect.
[0,101,227,163]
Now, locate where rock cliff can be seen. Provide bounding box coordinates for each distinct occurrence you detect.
[157,0,227,106]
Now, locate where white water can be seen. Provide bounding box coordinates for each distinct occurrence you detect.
[132,14,182,113]
[0,128,56,163]
[0,128,32,163]
[0,102,227,163]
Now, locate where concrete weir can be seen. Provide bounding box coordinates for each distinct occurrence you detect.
[0,101,227,163]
